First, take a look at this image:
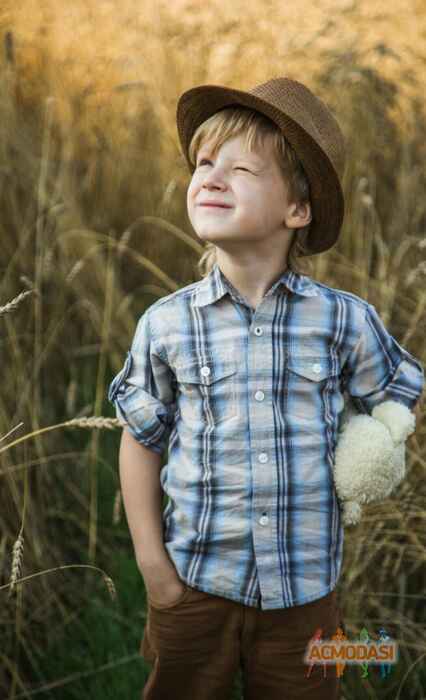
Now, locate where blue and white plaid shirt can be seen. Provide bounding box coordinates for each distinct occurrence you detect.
[108,262,424,610]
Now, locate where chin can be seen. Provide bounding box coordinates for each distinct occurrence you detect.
[194,230,225,242]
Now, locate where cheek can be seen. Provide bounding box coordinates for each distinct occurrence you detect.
[187,180,198,207]
[186,187,194,214]
[186,186,198,225]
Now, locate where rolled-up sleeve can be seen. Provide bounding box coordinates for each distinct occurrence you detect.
[342,303,424,414]
[108,311,176,455]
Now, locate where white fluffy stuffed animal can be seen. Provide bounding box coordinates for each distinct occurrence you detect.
[333,394,417,526]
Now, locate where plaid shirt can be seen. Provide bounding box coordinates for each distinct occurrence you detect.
[108,262,424,610]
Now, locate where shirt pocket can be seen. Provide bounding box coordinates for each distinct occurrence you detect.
[175,354,239,426]
[284,351,339,421]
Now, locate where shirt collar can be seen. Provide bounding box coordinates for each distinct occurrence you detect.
[194,261,319,308]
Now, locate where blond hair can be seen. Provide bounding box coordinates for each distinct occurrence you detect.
[187,106,314,279]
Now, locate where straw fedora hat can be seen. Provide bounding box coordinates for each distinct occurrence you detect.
[176,76,346,256]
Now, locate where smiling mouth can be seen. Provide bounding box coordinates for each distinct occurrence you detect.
[199,204,232,209]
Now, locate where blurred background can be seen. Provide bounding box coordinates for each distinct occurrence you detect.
[0,0,425,697]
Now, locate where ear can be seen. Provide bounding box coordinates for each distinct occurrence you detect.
[284,200,312,229]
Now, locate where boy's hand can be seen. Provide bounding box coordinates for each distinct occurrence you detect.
[137,550,186,606]
[146,577,187,608]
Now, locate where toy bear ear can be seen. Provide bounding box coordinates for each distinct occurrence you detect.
[371,400,416,445]
[342,501,362,526]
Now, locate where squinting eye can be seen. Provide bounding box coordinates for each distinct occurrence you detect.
[196,159,251,173]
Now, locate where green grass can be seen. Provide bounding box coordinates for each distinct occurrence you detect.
[27,546,245,699]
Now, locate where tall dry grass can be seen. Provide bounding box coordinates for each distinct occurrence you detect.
[0,1,425,698]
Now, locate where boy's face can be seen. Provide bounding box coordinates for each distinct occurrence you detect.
[187,132,308,255]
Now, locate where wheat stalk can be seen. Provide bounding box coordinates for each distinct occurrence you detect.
[103,575,117,601]
[63,416,120,429]
[9,533,24,596]
[112,489,122,525]
[0,422,24,444]
[3,563,117,602]
[0,289,35,317]
[0,416,122,454]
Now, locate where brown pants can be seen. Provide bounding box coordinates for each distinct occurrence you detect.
[140,584,344,699]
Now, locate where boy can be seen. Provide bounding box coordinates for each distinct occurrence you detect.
[108,77,424,699]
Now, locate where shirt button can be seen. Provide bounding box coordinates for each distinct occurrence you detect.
[255,390,265,401]
[200,366,211,377]
[254,327,263,336]
[259,515,269,526]
[312,363,322,374]
[258,452,268,463]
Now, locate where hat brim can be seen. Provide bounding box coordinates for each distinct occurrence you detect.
[176,84,344,256]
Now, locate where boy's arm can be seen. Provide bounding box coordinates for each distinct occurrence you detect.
[342,302,425,418]
[119,427,166,563]
[108,310,177,455]
[109,311,183,600]
[118,428,181,595]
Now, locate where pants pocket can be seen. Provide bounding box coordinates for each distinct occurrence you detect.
[147,583,192,611]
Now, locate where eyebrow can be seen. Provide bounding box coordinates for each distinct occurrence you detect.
[196,148,266,166]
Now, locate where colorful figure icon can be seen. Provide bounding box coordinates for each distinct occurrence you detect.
[332,626,347,678]
[359,627,370,678]
[306,627,327,678]
[377,627,393,678]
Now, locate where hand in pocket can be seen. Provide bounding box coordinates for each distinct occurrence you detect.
[147,578,188,608]
[139,554,187,608]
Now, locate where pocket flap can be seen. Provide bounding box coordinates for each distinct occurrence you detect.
[287,355,336,382]
[175,356,237,386]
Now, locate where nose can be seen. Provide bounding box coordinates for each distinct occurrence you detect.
[201,165,227,190]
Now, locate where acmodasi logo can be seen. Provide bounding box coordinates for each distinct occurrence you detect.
[304,626,398,680]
